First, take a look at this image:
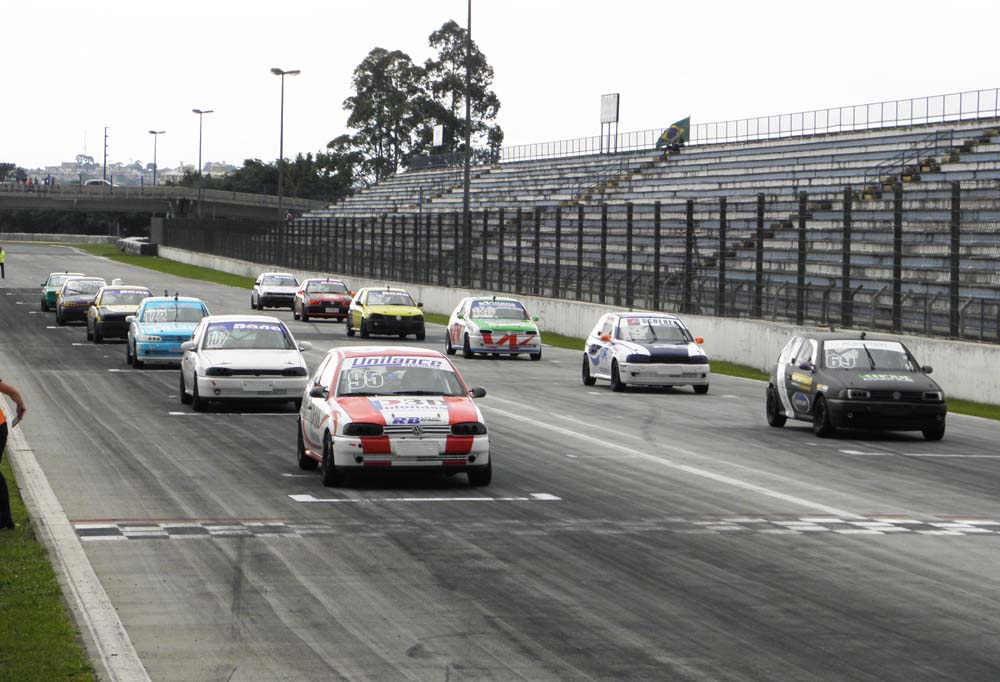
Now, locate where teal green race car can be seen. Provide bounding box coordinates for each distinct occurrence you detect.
[40,271,85,311]
[445,296,542,360]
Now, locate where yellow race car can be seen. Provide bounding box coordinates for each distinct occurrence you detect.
[346,287,425,340]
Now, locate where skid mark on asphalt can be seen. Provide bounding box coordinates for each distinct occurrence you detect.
[72,515,1000,542]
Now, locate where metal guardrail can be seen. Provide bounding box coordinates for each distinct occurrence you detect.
[861,130,954,190]
[0,183,328,210]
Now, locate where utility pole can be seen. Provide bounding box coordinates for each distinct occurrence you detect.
[271,68,301,227]
[461,0,473,287]
[103,126,109,182]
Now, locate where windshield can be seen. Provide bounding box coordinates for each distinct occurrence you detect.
[48,274,80,287]
[141,302,208,323]
[616,316,692,343]
[262,275,297,287]
[202,321,294,350]
[101,289,150,306]
[306,281,349,294]
[63,280,105,296]
[336,355,465,397]
[470,300,529,320]
[367,291,415,307]
[823,340,917,371]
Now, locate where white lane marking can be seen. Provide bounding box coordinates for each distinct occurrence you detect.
[46,325,70,329]
[281,473,313,478]
[3,398,152,682]
[289,493,559,503]
[839,449,1000,459]
[15,301,24,305]
[484,402,859,518]
[28,310,40,314]
[564,453,578,459]
[722,394,739,398]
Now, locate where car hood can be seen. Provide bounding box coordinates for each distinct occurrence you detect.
[199,349,304,368]
[618,340,708,361]
[61,294,98,305]
[136,321,199,336]
[303,293,351,302]
[336,396,480,425]
[98,304,141,315]
[365,305,423,316]
[829,370,941,392]
[467,318,538,333]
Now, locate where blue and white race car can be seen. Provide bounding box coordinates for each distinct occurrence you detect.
[125,296,210,368]
[582,312,710,393]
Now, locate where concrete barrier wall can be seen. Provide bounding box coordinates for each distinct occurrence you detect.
[2,233,118,244]
[157,246,1000,404]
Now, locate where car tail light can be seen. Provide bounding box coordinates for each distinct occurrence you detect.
[343,423,384,437]
[451,422,487,436]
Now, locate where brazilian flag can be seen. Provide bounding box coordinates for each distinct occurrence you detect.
[656,116,690,149]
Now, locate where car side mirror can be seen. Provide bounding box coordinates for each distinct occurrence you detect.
[180,341,195,352]
[532,316,539,322]
[922,365,933,374]
[798,361,815,372]
[298,341,313,352]
[125,315,135,323]
[600,334,611,342]
[309,384,329,399]
[40,282,46,287]
[695,336,704,345]
[456,312,465,320]
[349,291,355,297]
[469,386,487,399]
[417,302,424,308]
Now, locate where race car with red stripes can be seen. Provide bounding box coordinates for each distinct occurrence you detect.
[445,296,542,360]
[296,346,491,487]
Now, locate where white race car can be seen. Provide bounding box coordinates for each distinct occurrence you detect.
[297,346,491,486]
[251,272,299,310]
[445,296,542,360]
[582,312,710,393]
[179,315,312,411]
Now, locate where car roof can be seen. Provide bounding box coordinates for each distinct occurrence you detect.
[609,311,681,320]
[468,296,523,303]
[97,285,152,292]
[139,296,205,304]
[327,345,445,359]
[202,314,286,323]
[48,271,85,277]
[258,272,297,277]
[62,276,106,283]
[360,286,410,293]
[799,332,900,343]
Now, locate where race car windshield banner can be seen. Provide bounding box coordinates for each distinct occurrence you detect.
[204,321,292,350]
[470,300,527,320]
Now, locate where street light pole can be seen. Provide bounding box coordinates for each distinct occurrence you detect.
[192,109,213,218]
[462,0,473,287]
[271,67,301,226]
[148,130,165,187]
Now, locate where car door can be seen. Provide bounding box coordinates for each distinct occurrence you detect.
[783,337,819,418]
[181,321,204,390]
[586,315,612,377]
[351,290,367,329]
[303,353,333,446]
[253,276,263,306]
[449,298,468,347]
[88,290,102,333]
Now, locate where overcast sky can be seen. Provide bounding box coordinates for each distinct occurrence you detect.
[5,0,999,171]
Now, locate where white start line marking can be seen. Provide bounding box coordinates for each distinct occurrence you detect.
[289,492,562,503]
[839,449,1000,459]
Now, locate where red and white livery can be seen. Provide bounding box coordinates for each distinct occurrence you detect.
[296,346,491,486]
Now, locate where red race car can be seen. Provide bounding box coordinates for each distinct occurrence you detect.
[293,277,353,322]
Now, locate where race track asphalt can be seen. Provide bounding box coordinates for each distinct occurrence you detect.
[4,243,1000,681]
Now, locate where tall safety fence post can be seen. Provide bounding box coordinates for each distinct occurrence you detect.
[842,187,853,328]
[481,210,489,290]
[533,208,541,296]
[950,181,961,337]
[625,203,634,309]
[796,191,807,325]
[515,209,523,294]
[682,200,694,314]
[892,185,903,333]
[600,204,608,304]
[653,201,662,310]
[576,205,584,300]
[497,208,505,292]
[717,196,727,316]
[755,193,764,318]
[437,214,445,286]
[452,213,461,286]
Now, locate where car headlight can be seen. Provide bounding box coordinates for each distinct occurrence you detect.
[451,422,488,436]
[923,391,944,402]
[281,367,307,377]
[369,313,384,320]
[139,334,162,342]
[205,367,232,377]
[625,354,649,363]
[839,388,870,399]
[343,423,384,437]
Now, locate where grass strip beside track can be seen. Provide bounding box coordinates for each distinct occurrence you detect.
[0,452,95,682]
[73,247,1000,421]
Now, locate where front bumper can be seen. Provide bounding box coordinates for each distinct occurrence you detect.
[136,341,185,364]
[827,399,947,431]
[304,302,350,318]
[259,293,295,307]
[59,305,89,321]
[469,332,541,355]
[95,317,129,338]
[195,374,308,400]
[332,434,490,469]
[619,362,710,386]
[43,291,57,306]
[366,316,425,335]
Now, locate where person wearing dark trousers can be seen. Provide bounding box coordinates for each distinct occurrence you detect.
[0,378,27,530]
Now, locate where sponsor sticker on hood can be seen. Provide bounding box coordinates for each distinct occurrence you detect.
[857,373,915,382]
[369,398,448,425]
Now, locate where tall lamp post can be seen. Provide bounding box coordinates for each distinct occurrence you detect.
[192,109,213,218]
[148,130,165,187]
[271,67,300,226]
[461,0,473,287]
